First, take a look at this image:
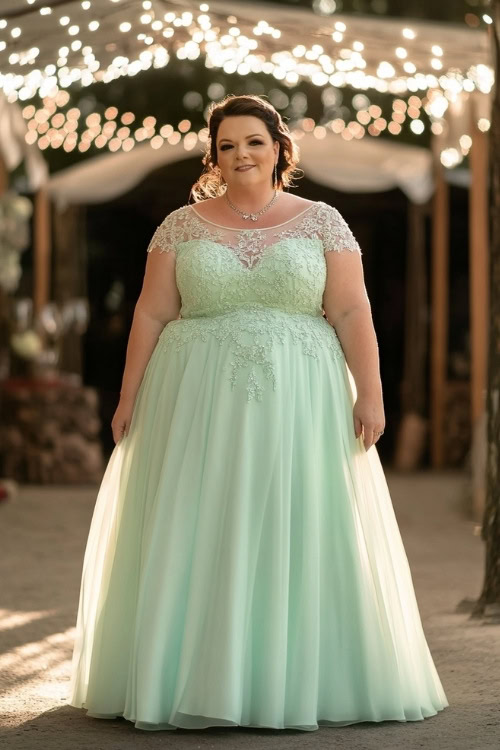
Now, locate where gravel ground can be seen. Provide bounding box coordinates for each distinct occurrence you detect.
[0,470,499,750]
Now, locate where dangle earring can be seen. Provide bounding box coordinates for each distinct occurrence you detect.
[215,165,225,192]
[273,161,278,189]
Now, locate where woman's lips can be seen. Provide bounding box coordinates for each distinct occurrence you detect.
[235,165,255,171]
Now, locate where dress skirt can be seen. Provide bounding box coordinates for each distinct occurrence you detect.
[68,309,448,730]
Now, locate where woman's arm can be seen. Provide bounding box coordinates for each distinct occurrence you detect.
[112,247,181,443]
[322,250,385,450]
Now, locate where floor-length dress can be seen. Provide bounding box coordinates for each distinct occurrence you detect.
[67,200,449,731]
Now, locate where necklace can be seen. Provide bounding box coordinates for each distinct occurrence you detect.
[224,189,279,221]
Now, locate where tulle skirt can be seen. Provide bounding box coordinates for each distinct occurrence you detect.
[68,312,448,730]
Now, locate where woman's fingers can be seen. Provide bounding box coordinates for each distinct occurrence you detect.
[353,401,385,450]
[364,430,374,450]
[363,424,385,450]
[112,419,128,445]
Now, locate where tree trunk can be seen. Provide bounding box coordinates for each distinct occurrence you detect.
[471,0,500,619]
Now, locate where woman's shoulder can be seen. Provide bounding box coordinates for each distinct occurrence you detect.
[290,197,346,220]
[146,204,193,254]
[307,201,356,228]
[162,203,192,221]
[311,202,362,254]
[287,195,316,209]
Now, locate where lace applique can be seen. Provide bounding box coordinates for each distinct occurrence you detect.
[146,201,362,262]
[146,206,226,254]
[158,306,344,402]
[234,230,269,269]
[295,203,361,254]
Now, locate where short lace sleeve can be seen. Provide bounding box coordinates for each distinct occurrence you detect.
[146,206,189,254]
[318,203,362,255]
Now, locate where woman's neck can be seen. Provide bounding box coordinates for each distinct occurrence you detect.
[224,186,277,212]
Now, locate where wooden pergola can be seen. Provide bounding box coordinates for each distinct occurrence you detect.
[0,2,493,512]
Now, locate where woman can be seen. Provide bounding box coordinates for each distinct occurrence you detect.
[68,94,448,731]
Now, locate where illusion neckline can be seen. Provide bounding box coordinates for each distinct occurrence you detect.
[187,201,318,231]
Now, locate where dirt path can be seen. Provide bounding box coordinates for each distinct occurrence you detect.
[0,471,499,750]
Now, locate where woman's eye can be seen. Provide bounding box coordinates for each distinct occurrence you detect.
[220,141,263,150]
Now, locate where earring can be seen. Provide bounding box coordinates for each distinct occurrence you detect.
[216,166,225,190]
[274,162,278,189]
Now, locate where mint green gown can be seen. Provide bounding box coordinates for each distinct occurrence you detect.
[68,200,448,731]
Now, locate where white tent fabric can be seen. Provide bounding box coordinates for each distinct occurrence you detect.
[47,140,190,209]
[297,134,433,204]
[47,132,434,209]
[0,92,48,190]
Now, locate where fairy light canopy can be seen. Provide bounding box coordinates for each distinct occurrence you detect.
[0,0,494,168]
[0,1,492,97]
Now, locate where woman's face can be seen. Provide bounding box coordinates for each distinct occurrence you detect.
[215,115,279,190]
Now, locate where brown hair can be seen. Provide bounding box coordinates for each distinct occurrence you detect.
[190,94,302,202]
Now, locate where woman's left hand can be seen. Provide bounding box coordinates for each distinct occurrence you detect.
[353,394,385,451]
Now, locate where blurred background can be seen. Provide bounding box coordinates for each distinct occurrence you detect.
[0,0,495,519]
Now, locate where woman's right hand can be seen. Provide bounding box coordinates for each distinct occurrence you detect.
[111,397,135,444]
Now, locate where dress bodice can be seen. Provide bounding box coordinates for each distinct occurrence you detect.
[146,200,361,320]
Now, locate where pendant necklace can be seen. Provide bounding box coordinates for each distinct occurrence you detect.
[225,189,279,222]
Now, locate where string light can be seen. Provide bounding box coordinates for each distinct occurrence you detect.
[0,6,492,105]
[1,4,490,170]
[440,147,460,167]
[17,89,407,158]
[17,77,488,174]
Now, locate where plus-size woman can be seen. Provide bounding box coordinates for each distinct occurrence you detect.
[68,94,448,731]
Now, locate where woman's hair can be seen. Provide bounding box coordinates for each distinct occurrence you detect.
[190,94,302,202]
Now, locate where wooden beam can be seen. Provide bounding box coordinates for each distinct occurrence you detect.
[430,149,450,468]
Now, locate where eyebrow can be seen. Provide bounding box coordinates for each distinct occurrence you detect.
[218,133,265,143]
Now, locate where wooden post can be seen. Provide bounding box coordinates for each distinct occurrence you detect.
[0,154,9,380]
[469,104,490,520]
[430,147,450,468]
[470,0,500,618]
[33,186,51,316]
[393,201,429,469]
[0,152,7,196]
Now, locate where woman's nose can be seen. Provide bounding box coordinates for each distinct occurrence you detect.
[234,144,249,158]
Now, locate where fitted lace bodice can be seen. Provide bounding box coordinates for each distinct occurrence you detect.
[147,200,361,319]
[146,200,362,400]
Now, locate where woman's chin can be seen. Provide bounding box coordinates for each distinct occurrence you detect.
[229,172,267,186]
